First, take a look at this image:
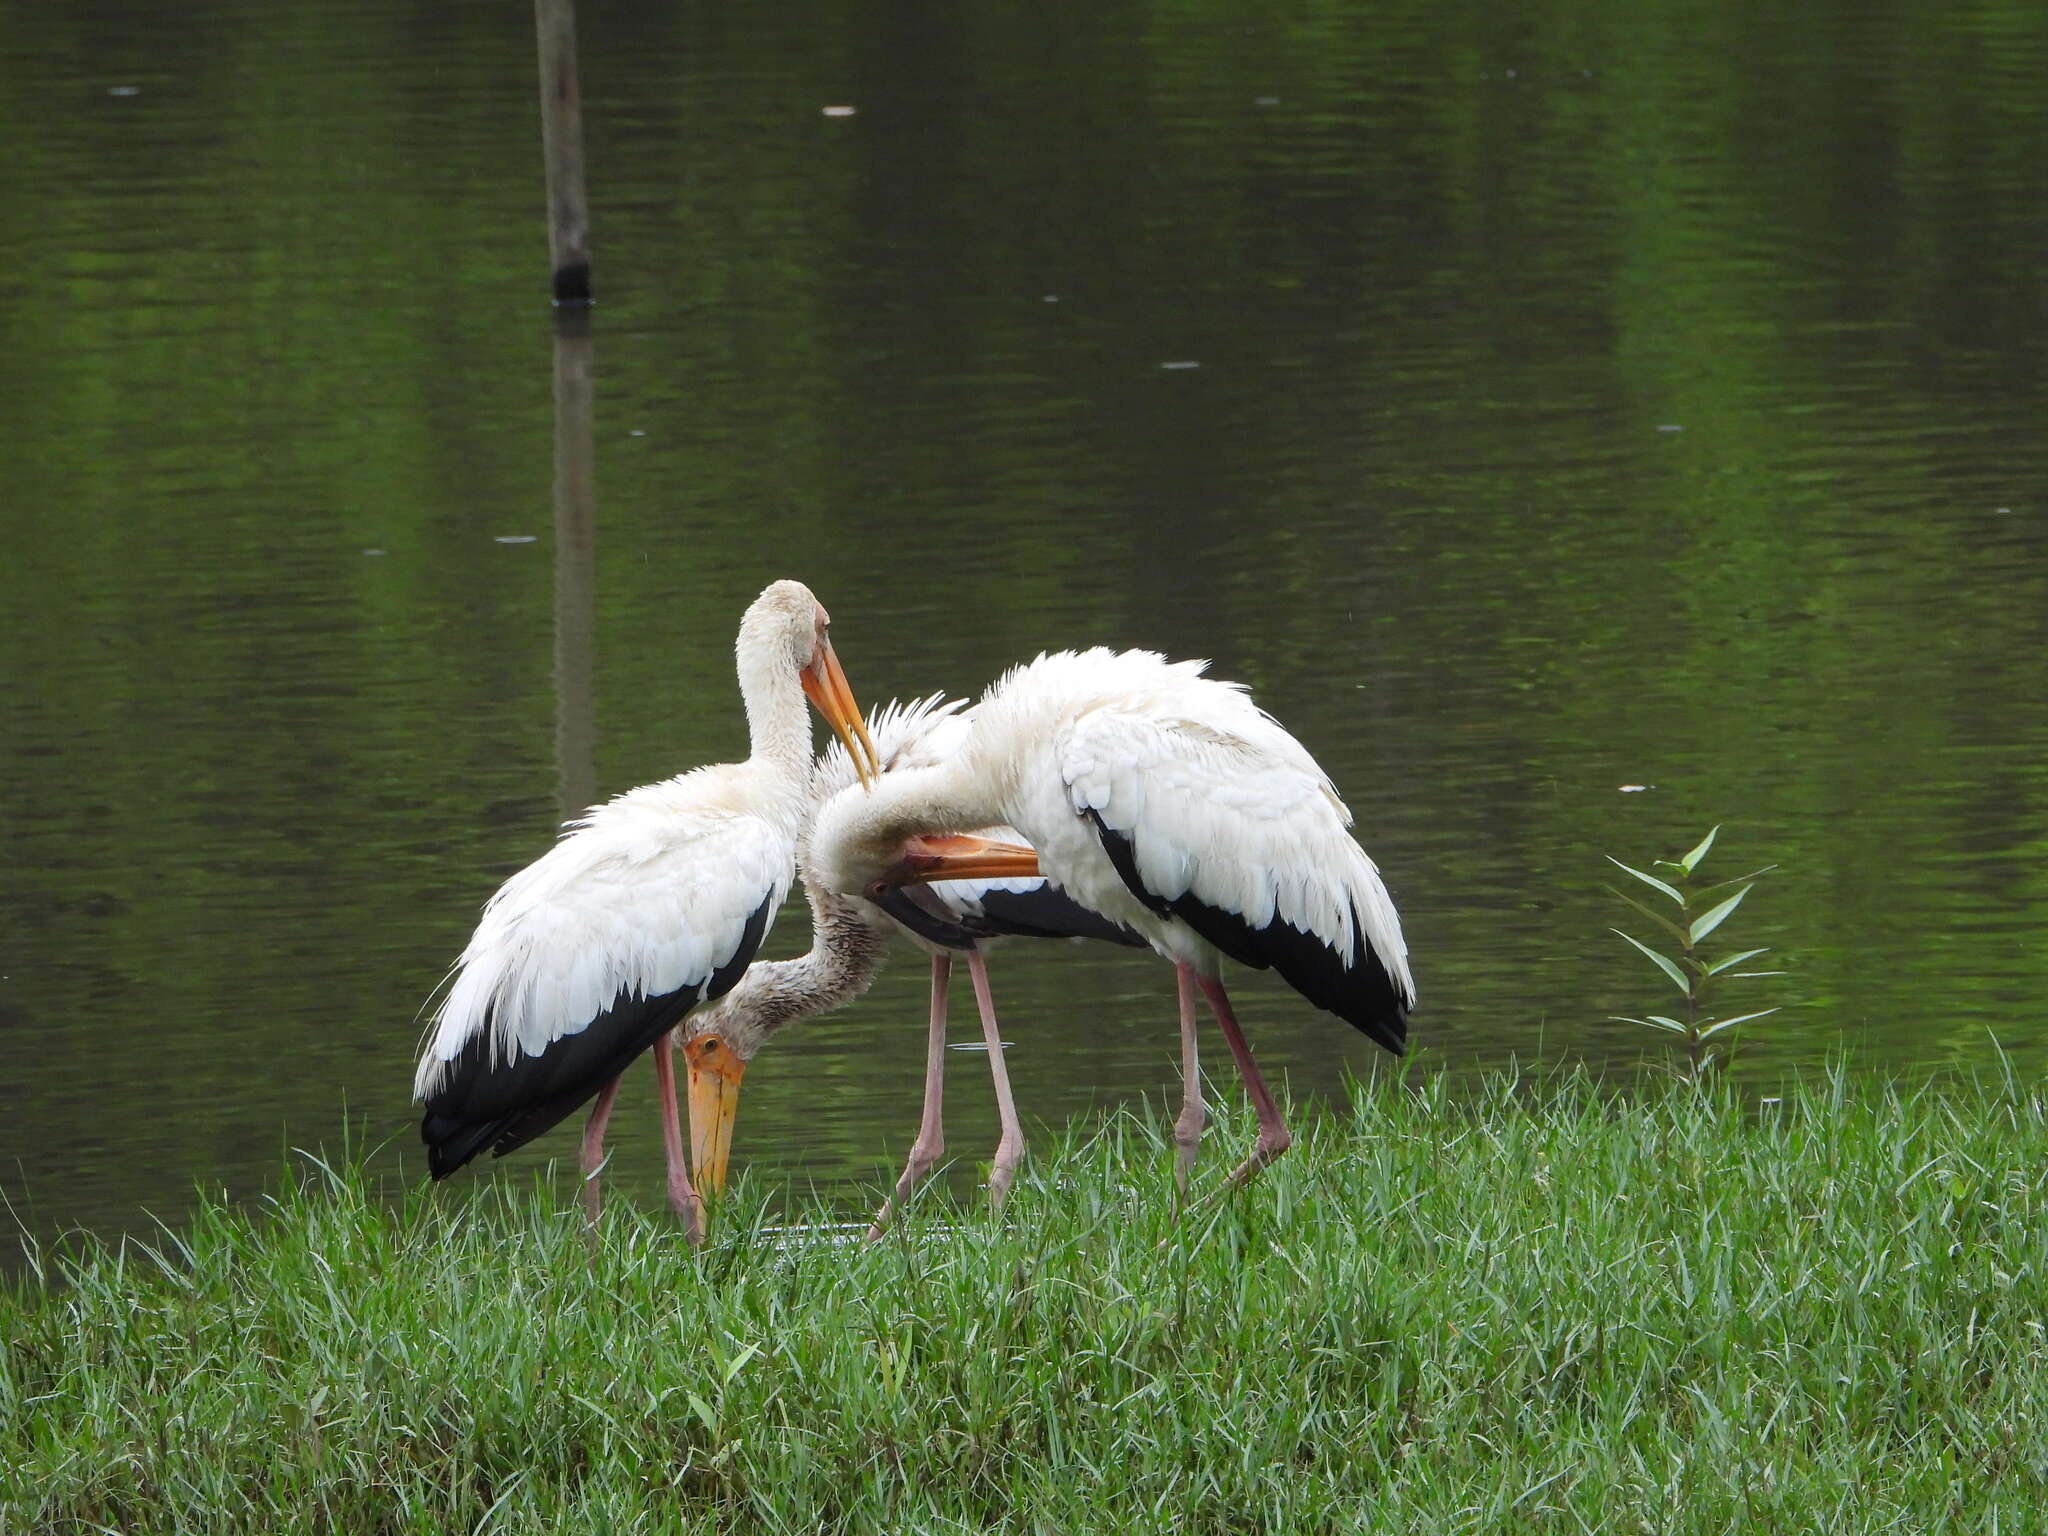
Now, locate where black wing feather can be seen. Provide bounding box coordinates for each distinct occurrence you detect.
[1082,808,1407,1055]
[973,886,1147,946]
[420,891,777,1178]
[867,879,1147,952]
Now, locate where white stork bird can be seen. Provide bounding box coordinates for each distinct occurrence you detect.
[411,579,879,1245]
[678,694,1146,1236]
[807,647,1415,1194]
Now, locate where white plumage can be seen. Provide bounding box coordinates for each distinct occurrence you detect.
[979,649,1412,1006]
[679,692,1143,1224]
[411,579,877,1242]
[415,771,798,1097]
[808,646,1414,1192]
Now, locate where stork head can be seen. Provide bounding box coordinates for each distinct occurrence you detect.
[680,886,892,1197]
[739,580,880,787]
[808,775,1040,909]
[678,963,791,1199]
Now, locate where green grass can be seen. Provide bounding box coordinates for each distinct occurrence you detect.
[5,1067,2046,1533]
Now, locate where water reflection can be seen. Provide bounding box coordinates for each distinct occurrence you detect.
[552,311,599,821]
[0,0,2044,1267]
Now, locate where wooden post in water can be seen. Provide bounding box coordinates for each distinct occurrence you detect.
[552,309,598,820]
[535,0,593,304]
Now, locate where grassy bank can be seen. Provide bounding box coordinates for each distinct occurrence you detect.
[5,1068,2045,1533]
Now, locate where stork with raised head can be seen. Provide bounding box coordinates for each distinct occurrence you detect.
[806,647,1415,1196]
[679,694,1146,1237]
[411,579,879,1246]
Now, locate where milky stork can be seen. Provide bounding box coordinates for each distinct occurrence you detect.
[678,694,1146,1236]
[411,580,879,1245]
[806,648,1415,1194]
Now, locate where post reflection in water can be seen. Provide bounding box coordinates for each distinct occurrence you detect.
[551,310,599,824]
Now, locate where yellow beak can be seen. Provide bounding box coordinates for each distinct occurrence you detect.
[800,636,881,789]
[883,832,1042,885]
[685,1034,747,1196]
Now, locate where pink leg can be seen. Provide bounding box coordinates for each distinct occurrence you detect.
[867,954,952,1240]
[965,949,1026,1214]
[1196,972,1292,1189]
[1172,962,1207,1195]
[650,1029,706,1248]
[579,1075,622,1224]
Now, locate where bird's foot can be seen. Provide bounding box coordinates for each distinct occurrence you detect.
[669,1185,706,1249]
[1171,1112,1204,1198]
[868,1136,943,1241]
[986,1136,1025,1217]
[578,1146,613,1227]
[1220,1125,1292,1192]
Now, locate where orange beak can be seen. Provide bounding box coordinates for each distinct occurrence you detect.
[878,832,1041,887]
[800,636,880,789]
[684,1034,747,1196]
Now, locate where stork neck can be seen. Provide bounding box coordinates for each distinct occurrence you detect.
[735,638,816,794]
[791,882,891,1000]
[849,757,1007,850]
[730,880,890,1054]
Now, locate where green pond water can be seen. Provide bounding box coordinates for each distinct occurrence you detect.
[2,0,2044,1261]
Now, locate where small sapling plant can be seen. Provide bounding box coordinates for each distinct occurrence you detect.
[1607,826,1783,1077]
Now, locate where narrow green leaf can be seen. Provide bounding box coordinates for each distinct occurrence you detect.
[1695,865,1778,896]
[1606,858,1684,905]
[1704,948,1769,976]
[1605,887,1690,945]
[1611,1015,1688,1033]
[1729,970,1788,978]
[686,1391,719,1436]
[722,1341,762,1386]
[1677,826,1719,874]
[1699,1008,1779,1039]
[1688,885,1752,944]
[1612,929,1690,993]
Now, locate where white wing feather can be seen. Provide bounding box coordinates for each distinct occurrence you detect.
[1055,701,1412,1002]
[414,771,794,1099]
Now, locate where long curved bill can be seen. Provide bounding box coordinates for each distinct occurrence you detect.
[880,833,1041,886]
[800,636,881,789]
[684,1034,747,1196]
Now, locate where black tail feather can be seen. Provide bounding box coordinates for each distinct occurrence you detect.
[1083,808,1408,1054]
[419,987,701,1178]
[418,893,775,1178]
